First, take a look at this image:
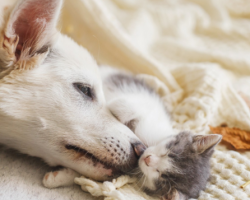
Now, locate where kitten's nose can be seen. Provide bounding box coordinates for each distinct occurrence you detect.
[132,143,146,157]
[144,155,151,166]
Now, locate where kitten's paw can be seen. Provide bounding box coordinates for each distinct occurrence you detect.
[43,168,79,188]
[112,175,136,188]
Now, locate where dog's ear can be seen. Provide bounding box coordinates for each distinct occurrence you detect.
[163,189,188,200]
[0,0,62,70]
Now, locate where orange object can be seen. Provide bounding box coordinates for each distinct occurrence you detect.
[209,125,250,150]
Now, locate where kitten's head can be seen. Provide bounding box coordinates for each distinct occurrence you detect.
[138,131,222,200]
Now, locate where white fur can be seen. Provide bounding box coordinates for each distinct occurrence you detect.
[43,168,80,188]
[101,66,175,147]
[0,0,142,186]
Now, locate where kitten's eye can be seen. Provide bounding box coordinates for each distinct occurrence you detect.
[74,83,93,100]
[161,174,168,179]
[168,153,176,159]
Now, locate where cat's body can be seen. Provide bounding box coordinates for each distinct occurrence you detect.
[100,66,174,147]
[101,66,222,200]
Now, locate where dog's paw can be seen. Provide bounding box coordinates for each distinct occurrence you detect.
[43,168,79,188]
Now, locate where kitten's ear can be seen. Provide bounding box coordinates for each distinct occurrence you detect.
[192,134,222,154]
[163,189,188,200]
[1,0,62,70]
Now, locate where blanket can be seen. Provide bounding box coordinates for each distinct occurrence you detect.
[59,0,250,199]
[0,145,99,200]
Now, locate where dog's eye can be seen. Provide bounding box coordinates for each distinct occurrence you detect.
[74,83,93,100]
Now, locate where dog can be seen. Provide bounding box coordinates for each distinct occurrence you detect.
[0,0,144,185]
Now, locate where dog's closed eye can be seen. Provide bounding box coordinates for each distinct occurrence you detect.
[74,83,95,100]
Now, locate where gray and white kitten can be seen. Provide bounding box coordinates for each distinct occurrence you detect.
[139,131,221,200]
[101,66,222,200]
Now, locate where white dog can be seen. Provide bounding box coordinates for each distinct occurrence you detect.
[0,0,144,186]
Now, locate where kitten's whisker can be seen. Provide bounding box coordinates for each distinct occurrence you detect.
[166,179,172,195]
[134,173,145,190]
[127,170,142,175]
[137,174,146,192]
[169,178,179,187]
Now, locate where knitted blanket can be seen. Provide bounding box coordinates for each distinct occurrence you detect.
[60,0,250,199]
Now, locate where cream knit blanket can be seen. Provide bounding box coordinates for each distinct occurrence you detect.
[60,0,250,199]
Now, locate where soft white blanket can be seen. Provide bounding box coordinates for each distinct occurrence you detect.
[0,145,100,200]
[1,0,250,200]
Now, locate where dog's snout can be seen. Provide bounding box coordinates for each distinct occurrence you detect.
[132,142,146,157]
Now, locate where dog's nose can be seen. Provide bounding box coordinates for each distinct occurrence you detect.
[132,142,146,157]
[120,141,146,172]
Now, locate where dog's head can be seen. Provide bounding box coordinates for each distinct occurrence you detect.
[0,0,143,181]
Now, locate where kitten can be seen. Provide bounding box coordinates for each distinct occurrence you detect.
[138,131,221,200]
[101,66,222,200]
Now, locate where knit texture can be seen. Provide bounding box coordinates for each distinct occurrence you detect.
[59,0,250,199]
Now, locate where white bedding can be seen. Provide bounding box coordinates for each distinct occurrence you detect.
[0,145,100,200]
